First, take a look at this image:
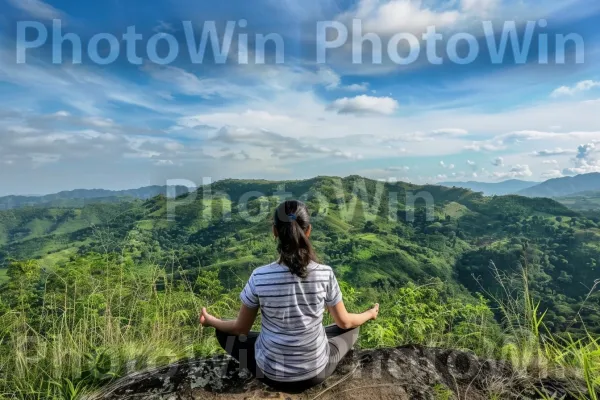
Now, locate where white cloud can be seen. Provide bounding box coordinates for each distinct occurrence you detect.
[542,169,564,178]
[461,0,499,17]
[319,69,370,92]
[533,148,576,157]
[0,109,204,172]
[339,0,461,36]
[143,65,248,99]
[54,110,70,117]
[499,130,560,142]
[6,0,63,20]
[179,110,293,132]
[344,83,370,92]
[562,143,600,175]
[385,166,410,172]
[153,21,176,33]
[31,153,61,167]
[430,128,469,137]
[327,95,399,115]
[576,142,596,160]
[154,159,175,166]
[492,157,504,167]
[562,163,600,176]
[531,142,600,176]
[492,165,533,179]
[210,126,364,161]
[467,160,476,166]
[439,161,455,170]
[318,68,342,90]
[551,80,600,98]
[464,142,505,152]
[6,26,600,193]
[498,130,600,143]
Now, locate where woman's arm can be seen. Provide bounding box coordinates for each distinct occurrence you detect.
[200,304,259,336]
[328,301,379,330]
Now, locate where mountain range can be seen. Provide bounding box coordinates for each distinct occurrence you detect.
[3,173,600,212]
[518,172,600,197]
[1,175,598,335]
[0,186,191,210]
[442,172,600,198]
[2,176,598,398]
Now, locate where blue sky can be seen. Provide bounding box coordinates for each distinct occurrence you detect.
[1,0,600,195]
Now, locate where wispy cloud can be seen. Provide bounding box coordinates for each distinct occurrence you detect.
[327,95,399,115]
[492,164,533,179]
[6,0,63,20]
[551,80,600,97]
[532,148,576,156]
[1,0,600,192]
[491,157,504,167]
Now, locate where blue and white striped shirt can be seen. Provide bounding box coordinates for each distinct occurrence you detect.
[240,261,343,382]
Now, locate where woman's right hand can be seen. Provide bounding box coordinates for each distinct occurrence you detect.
[369,303,380,320]
[199,307,216,327]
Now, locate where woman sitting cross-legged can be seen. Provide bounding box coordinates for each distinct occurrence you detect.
[199,200,379,392]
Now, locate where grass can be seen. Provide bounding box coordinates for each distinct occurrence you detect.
[39,248,79,267]
[557,192,600,211]
[0,256,230,400]
[0,254,598,399]
[0,268,7,284]
[441,202,471,219]
[479,260,600,399]
[0,209,598,400]
[23,219,53,238]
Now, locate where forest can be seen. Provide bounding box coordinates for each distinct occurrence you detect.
[0,176,599,399]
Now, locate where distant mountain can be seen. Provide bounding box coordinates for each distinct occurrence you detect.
[2,175,594,338]
[0,186,191,210]
[440,179,540,196]
[518,173,600,198]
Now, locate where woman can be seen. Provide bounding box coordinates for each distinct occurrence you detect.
[200,200,379,391]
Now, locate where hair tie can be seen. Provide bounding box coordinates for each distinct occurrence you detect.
[288,213,297,221]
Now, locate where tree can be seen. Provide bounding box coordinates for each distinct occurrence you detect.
[4,260,41,313]
[195,269,224,304]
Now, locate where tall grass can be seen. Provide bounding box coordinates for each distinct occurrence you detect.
[481,257,600,399]
[0,255,238,399]
[0,253,598,399]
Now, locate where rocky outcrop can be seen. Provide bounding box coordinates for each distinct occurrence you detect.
[88,345,585,400]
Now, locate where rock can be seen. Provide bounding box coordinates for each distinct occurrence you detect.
[86,346,588,400]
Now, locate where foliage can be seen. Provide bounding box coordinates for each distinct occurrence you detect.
[0,176,599,398]
[0,254,239,399]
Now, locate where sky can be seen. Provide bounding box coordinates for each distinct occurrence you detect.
[0,0,600,195]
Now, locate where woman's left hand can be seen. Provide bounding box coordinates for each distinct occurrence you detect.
[199,307,215,327]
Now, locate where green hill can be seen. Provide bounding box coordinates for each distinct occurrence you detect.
[1,175,599,399]
[557,190,600,211]
[1,175,597,334]
[441,179,540,196]
[0,202,146,262]
[0,185,190,210]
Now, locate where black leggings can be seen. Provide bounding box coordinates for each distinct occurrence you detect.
[215,325,359,392]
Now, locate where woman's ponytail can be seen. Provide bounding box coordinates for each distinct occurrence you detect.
[273,200,318,278]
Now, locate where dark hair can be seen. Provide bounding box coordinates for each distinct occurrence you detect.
[273,200,318,278]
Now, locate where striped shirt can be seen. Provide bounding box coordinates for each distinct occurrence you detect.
[240,261,343,382]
